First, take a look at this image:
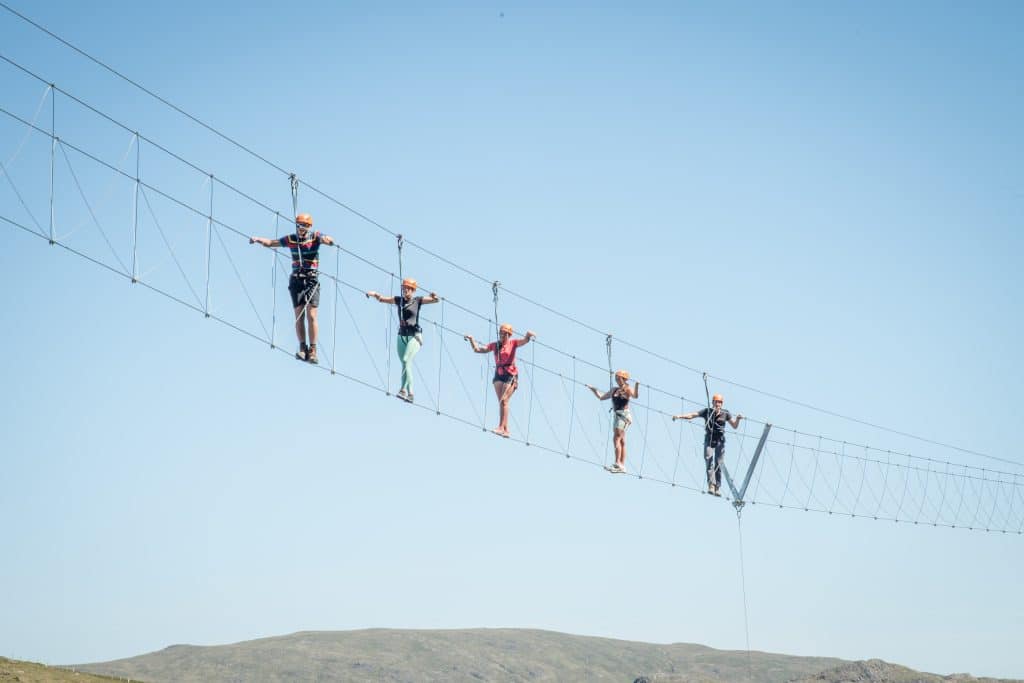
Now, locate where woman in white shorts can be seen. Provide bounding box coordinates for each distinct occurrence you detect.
[587,369,639,474]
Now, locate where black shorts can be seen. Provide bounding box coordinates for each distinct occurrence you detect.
[288,275,320,309]
[493,373,517,386]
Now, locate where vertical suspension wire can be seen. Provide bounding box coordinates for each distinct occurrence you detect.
[804,435,821,511]
[397,234,404,284]
[331,245,340,375]
[436,298,445,416]
[526,340,536,445]
[480,320,490,429]
[671,396,684,485]
[932,460,951,526]
[874,449,892,519]
[491,281,500,339]
[830,441,846,514]
[270,213,279,349]
[384,272,393,395]
[289,174,302,267]
[203,174,214,317]
[131,132,140,282]
[604,335,614,466]
[566,356,576,456]
[48,83,55,244]
[637,396,651,478]
[486,281,500,431]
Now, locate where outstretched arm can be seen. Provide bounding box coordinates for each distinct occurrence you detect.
[464,335,490,354]
[585,385,612,400]
[422,292,440,304]
[365,291,395,304]
[672,411,701,421]
[516,330,537,347]
[250,236,281,247]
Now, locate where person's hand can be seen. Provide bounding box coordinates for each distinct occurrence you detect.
[672,415,679,421]
[525,330,536,339]
[249,237,258,244]
[430,292,438,299]
[366,291,377,299]
[464,334,474,342]
[736,414,744,420]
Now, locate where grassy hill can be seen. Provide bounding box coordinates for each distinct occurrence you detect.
[67,628,1020,683]
[0,656,132,682]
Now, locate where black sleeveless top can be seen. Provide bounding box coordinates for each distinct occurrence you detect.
[394,295,423,335]
[612,388,630,411]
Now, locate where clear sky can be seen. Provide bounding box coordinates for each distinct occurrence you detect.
[1,0,1022,678]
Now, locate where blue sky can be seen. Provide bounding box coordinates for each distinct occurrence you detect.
[1,0,1022,678]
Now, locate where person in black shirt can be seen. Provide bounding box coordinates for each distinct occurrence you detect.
[250,212,336,363]
[586,369,640,474]
[673,393,743,496]
[366,277,439,403]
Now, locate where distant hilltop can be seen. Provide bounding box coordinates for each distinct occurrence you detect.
[64,628,1020,683]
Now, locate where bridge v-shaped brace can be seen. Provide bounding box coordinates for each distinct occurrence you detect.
[721,423,772,512]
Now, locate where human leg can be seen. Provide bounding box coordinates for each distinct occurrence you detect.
[704,445,716,492]
[398,334,421,396]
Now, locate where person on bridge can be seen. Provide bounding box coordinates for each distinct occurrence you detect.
[250,213,335,364]
[365,278,440,404]
[673,394,743,496]
[464,324,535,438]
[587,369,640,474]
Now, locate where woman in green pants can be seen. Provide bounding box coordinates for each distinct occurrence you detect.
[366,278,439,403]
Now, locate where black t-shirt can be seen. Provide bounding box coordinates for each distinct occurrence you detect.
[698,407,732,446]
[394,295,424,335]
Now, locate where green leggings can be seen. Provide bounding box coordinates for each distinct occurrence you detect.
[397,334,422,394]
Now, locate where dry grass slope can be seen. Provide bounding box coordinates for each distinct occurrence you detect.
[67,630,1023,683]
[0,656,140,683]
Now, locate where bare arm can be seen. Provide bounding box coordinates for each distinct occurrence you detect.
[464,335,490,354]
[365,291,395,304]
[421,293,440,304]
[672,411,701,421]
[585,385,613,400]
[729,413,743,429]
[249,236,281,247]
[319,234,336,246]
[631,382,640,399]
[516,330,536,347]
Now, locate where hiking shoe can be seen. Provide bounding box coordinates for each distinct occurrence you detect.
[307,346,318,364]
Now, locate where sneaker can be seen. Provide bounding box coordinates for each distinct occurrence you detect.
[405,393,414,404]
[295,343,308,361]
[707,486,716,495]
[397,389,407,400]
[307,345,318,364]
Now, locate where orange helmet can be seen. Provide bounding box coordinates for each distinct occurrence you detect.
[401,277,418,290]
[295,213,313,227]
[712,393,724,403]
[615,369,630,381]
[499,323,513,335]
